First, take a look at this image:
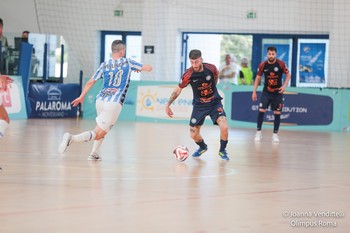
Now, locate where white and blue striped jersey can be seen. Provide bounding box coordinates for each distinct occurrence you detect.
[92,58,142,104]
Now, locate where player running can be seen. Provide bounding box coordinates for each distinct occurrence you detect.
[58,40,152,160]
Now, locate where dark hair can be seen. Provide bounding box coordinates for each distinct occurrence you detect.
[111,40,125,52]
[22,30,30,34]
[0,18,3,27]
[267,46,277,52]
[189,49,202,59]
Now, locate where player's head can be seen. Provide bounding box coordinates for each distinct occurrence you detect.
[267,46,277,63]
[189,49,203,72]
[111,40,126,56]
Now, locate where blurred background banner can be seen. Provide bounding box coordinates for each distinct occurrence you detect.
[3,75,27,119]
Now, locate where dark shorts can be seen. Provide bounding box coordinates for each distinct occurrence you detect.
[259,92,283,111]
[189,102,226,127]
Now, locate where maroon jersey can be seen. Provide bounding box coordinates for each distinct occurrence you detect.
[257,59,289,93]
[179,63,222,106]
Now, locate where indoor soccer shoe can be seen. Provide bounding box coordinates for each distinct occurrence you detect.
[272,133,280,143]
[58,133,72,154]
[218,150,229,161]
[88,153,102,161]
[254,131,262,142]
[192,147,208,157]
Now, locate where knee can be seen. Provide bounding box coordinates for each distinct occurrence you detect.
[94,131,106,140]
[221,124,228,133]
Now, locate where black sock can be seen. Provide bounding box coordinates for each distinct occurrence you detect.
[196,140,207,149]
[220,139,228,152]
[257,111,264,131]
[274,114,281,133]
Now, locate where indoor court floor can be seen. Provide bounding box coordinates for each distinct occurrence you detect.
[0,119,349,233]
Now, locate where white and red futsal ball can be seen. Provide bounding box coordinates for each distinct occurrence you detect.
[173,145,189,162]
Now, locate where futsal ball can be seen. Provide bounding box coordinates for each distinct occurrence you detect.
[173,145,190,162]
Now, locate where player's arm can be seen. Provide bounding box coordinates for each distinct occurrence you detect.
[279,73,291,93]
[279,72,291,93]
[165,86,183,118]
[252,74,261,101]
[140,64,152,72]
[71,78,96,107]
[252,62,265,101]
[278,62,291,93]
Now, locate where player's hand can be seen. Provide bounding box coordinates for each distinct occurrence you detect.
[0,75,13,92]
[252,92,257,101]
[165,104,174,118]
[278,86,286,93]
[71,96,84,107]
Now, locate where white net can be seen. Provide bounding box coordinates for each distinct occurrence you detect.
[33,0,350,87]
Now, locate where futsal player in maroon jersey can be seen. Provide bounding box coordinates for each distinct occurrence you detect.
[252,46,291,142]
[165,49,229,161]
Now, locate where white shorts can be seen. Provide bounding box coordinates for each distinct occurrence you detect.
[95,99,122,132]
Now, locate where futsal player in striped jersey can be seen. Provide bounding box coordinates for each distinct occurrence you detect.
[0,74,12,139]
[165,49,229,161]
[252,46,291,143]
[58,40,152,160]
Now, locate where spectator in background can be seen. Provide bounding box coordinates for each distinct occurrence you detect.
[22,31,30,42]
[219,54,238,85]
[0,18,8,74]
[0,19,8,50]
[238,57,253,85]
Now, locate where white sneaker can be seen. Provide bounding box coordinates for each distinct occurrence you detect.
[88,153,102,161]
[272,133,280,143]
[254,131,262,142]
[58,133,72,154]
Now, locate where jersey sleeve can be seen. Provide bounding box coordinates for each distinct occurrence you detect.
[257,61,266,76]
[179,69,192,88]
[128,58,143,71]
[92,63,104,81]
[277,60,290,74]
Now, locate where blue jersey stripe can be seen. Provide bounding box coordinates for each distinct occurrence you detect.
[93,58,142,104]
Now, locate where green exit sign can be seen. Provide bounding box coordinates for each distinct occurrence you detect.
[114,10,124,16]
[247,11,256,19]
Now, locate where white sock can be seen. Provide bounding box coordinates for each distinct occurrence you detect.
[0,120,9,138]
[71,131,96,143]
[90,138,104,155]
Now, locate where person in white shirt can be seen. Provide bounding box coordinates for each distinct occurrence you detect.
[219,54,238,85]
